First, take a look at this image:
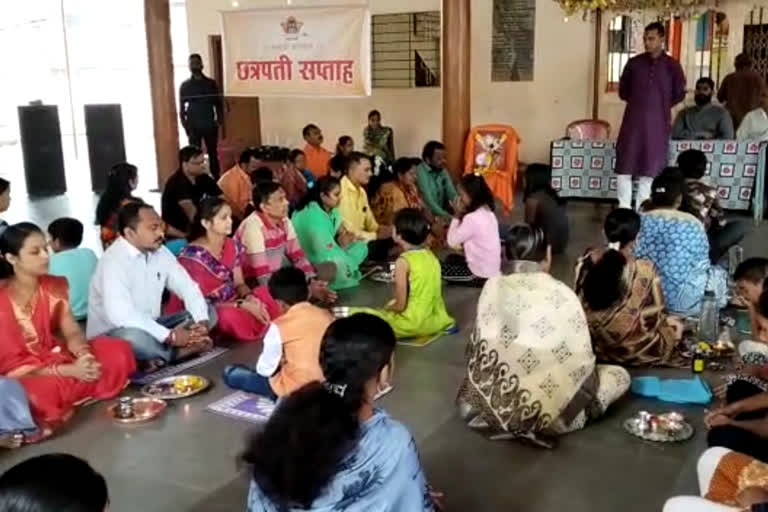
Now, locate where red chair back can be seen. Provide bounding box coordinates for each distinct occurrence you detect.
[566,119,611,140]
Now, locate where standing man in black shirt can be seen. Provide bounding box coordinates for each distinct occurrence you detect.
[179,54,223,178]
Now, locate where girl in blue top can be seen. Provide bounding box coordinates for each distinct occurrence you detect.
[244,313,438,511]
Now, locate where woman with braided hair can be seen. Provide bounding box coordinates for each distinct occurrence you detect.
[244,313,440,511]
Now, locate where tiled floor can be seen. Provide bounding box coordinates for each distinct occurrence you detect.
[0,193,764,511]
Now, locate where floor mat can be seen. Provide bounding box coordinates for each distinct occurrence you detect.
[131,347,229,385]
[205,391,276,424]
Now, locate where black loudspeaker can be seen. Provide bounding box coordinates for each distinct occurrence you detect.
[85,104,126,193]
[17,105,67,197]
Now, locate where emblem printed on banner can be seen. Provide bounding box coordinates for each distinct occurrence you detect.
[723,142,737,155]
[744,164,757,177]
[590,156,604,169]
[570,156,584,169]
[588,177,601,190]
[551,177,562,191]
[717,186,731,199]
[551,156,563,169]
[609,177,617,190]
[280,16,303,37]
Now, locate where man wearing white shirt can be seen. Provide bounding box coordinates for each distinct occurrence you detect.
[87,202,214,367]
[737,87,768,141]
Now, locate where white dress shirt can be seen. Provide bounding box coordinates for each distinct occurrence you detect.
[737,107,768,141]
[86,237,209,341]
[256,323,283,377]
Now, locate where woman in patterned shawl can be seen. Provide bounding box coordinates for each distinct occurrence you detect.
[575,208,686,367]
[457,225,630,448]
[635,170,728,316]
[664,448,768,512]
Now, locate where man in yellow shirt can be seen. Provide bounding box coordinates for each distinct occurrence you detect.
[218,148,258,221]
[338,152,393,261]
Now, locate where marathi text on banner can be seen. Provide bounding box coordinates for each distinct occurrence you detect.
[222,7,371,97]
[235,55,355,84]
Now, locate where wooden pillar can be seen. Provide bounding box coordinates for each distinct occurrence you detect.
[592,8,602,120]
[442,0,471,181]
[145,0,179,188]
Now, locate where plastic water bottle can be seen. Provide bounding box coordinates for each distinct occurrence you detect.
[728,246,744,276]
[698,290,719,344]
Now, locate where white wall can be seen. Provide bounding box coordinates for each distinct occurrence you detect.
[470,1,594,163]
[184,0,757,164]
[184,0,441,158]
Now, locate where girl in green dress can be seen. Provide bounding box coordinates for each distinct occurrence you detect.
[291,177,368,291]
[352,208,455,338]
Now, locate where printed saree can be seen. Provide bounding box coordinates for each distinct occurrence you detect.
[371,181,428,226]
[169,238,280,341]
[0,275,135,429]
[456,265,599,446]
[634,209,728,316]
[574,252,686,367]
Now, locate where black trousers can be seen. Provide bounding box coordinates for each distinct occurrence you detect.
[187,125,220,179]
[707,380,768,462]
[708,220,748,263]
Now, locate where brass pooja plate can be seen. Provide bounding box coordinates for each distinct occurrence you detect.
[107,398,167,424]
[140,375,210,400]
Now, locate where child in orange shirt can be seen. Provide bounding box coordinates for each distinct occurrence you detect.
[223,267,333,400]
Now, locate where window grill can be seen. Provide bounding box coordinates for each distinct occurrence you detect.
[371,11,440,88]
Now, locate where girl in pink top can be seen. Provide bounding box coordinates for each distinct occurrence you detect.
[443,174,501,285]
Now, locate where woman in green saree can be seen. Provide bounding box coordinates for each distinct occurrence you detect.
[291,177,369,290]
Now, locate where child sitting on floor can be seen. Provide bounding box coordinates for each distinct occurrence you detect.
[678,149,748,263]
[352,208,454,339]
[442,174,501,285]
[47,217,98,321]
[736,261,768,355]
[524,163,569,255]
[222,266,333,401]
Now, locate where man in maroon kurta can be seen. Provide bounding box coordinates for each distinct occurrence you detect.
[615,22,686,209]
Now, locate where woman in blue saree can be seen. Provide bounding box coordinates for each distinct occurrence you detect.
[244,314,437,512]
[635,170,728,316]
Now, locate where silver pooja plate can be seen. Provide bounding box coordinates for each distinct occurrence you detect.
[623,415,694,443]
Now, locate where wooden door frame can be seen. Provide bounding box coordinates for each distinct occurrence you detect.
[207,34,261,144]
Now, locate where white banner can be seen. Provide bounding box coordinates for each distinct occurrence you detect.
[221,6,371,97]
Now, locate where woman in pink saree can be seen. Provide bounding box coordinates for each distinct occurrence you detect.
[167,198,280,342]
